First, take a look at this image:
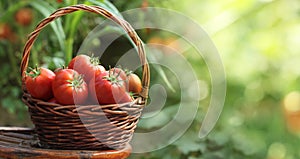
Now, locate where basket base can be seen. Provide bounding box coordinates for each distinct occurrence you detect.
[22,90,143,151]
[0,127,132,159]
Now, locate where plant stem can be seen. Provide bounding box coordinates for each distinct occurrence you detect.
[31,46,39,68]
[65,38,74,64]
[64,1,84,64]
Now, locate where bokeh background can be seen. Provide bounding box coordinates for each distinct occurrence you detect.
[1,0,300,158]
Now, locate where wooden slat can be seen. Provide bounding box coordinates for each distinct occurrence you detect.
[0,141,13,147]
[0,143,132,159]
[0,127,132,159]
[0,134,24,144]
[1,132,33,140]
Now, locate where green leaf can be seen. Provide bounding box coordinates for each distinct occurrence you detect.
[0,1,28,22]
[1,97,16,114]
[11,87,21,98]
[207,131,230,147]
[42,56,65,70]
[29,0,65,52]
[231,130,266,156]
[87,0,123,18]
[173,130,206,154]
[64,10,84,64]
[146,48,176,92]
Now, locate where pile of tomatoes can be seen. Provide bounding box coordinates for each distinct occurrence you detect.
[25,55,142,105]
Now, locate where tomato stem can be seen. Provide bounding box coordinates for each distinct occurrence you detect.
[104,69,125,86]
[124,68,132,77]
[66,73,85,92]
[26,66,41,79]
[90,54,100,66]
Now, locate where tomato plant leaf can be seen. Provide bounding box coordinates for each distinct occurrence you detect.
[232,130,266,156]
[0,1,27,22]
[173,130,206,155]
[146,48,176,92]
[29,0,65,52]
[87,0,123,18]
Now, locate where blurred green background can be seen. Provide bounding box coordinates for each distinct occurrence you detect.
[1,0,300,158]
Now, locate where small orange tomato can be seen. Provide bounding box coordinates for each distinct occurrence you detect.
[128,73,142,94]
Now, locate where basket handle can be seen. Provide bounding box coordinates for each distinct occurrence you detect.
[20,4,149,99]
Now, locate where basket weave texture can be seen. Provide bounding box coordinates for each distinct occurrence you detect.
[20,4,149,150]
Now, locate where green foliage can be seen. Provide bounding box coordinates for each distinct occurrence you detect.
[0,0,174,123]
[0,0,125,122]
[131,0,300,158]
[30,0,66,52]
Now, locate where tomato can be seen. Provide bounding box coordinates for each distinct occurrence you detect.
[109,67,127,81]
[25,67,55,100]
[141,0,149,11]
[89,71,133,104]
[109,67,142,94]
[127,73,142,94]
[109,67,130,90]
[52,69,88,105]
[48,98,58,104]
[15,8,33,26]
[88,71,109,104]
[119,92,134,103]
[0,23,12,40]
[68,54,106,82]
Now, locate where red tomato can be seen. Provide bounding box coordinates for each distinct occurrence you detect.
[109,67,130,92]
[52,69,88,105]
[128,73,142,94]
[88,71,109,104]
[120,92,134,103]
[25,67,55,100]
[48,98,58,104]
[0,23,12,39]
[89,71,133,104]
[109,67,127,81]
[15,8,33,26]
[109,67,142,94]
[68,54,106,82]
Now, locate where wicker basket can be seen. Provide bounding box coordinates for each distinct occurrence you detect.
[20,4,149,150]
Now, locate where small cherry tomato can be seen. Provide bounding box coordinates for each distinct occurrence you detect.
[127,73,142,94]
